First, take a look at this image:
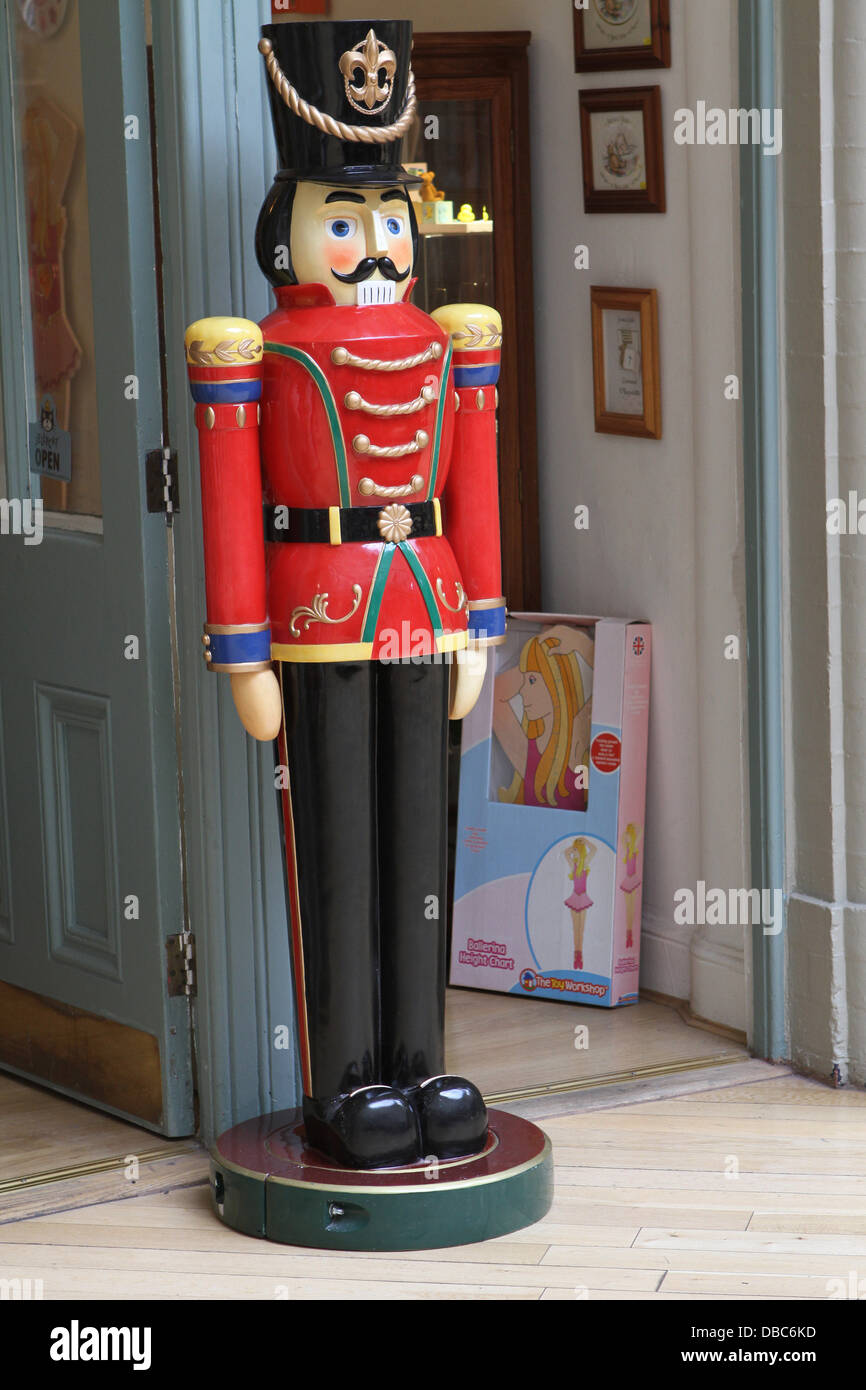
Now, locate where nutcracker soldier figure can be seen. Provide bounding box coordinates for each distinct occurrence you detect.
[186,19,551,1248]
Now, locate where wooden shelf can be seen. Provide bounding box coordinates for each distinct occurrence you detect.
[417,220,494,236]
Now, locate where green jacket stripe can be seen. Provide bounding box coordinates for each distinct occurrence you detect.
[360,544,397,643]
[426,340,453,502]
[397,542,443,634]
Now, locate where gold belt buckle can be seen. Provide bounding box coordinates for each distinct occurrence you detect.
[376,502,414,543]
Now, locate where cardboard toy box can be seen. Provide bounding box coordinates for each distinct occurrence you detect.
[449,613,651,1008]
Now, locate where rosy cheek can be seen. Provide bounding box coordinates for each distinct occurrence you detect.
[330,247,359,271]
[391,235,411,262]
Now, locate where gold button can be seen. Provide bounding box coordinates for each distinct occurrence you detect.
[257,403,261,425]
[344,391,362,410]
[236,405,246,428]
[204,406,216,430]
[353,434,371,454]
[358,477,376,496]
[431,342,443,359]
[415,430,429,448]
[421,383,437,404]
[331,347,349,365]
[454,392,460,411]
[201,634,211,647]
[495,388,499,408]
[476,389,485,411]
[410,474,424,492]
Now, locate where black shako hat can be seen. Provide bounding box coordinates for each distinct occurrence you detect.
[258,20,419,186]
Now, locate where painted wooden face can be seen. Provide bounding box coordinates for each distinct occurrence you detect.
[289,181,414,305]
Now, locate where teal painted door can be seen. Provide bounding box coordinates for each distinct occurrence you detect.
[0,0,194,1134]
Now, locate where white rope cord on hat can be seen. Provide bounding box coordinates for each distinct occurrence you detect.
[259,38,417,144]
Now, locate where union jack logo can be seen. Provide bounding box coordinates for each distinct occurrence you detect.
[632,636,645,656]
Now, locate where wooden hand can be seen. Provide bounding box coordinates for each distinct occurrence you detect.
[230,668,282,741]
[450,645,488,720]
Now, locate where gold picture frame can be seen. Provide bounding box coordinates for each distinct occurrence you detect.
[590,286,661,439]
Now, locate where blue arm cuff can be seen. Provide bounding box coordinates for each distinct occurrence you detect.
[467,603,506,643]
[204,628,271,669]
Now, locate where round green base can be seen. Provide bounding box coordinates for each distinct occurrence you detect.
[210,1106,553,1251]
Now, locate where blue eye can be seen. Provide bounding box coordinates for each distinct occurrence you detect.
[326,215,357,239]
[386,216,403,235]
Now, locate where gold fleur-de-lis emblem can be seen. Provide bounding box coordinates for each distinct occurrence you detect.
[339,28,397,115]
[377,503,413,544]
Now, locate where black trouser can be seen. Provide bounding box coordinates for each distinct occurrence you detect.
[277,659,450,1099]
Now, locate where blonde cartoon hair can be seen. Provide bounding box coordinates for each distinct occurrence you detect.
[565,837,590,874]
[622,822,640,857]
[499,634,586,807]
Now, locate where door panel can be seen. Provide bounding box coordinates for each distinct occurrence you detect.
[0,0,193,1134]
[36,684,120,977]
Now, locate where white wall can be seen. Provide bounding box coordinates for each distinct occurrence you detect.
[296,0,750,1028]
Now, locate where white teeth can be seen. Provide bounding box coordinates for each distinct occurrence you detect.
[356,281,396,306]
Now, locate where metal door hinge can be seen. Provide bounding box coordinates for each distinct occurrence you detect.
[146,447,179,515]
[166,931,196,997]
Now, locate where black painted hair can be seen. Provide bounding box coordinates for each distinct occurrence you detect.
[254,178,419,290]
[255,177,299,287]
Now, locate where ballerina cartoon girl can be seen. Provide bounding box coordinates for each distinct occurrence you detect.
[619,821,643,949]
[493,625,594,813]
[563,837,597,971]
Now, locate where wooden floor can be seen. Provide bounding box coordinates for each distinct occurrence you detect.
[0,992,746,1190]
[0,1075,179,1185]
[4,1066,866,1299]
[446,988,746,1097]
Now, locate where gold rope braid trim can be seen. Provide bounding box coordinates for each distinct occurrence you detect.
[354,434,425,459]
[332,343,442,372]
[259,37,417,144]
[357,477,424,498]
[344,386,435,416]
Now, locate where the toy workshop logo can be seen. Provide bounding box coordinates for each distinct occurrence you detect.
[520,968,608,1000]
[632,635,645,656]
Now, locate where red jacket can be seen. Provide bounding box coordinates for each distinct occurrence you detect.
[186,283,505,670]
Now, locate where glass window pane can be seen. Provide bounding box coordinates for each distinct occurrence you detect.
[403,100,495,314]
[10,0,102,519]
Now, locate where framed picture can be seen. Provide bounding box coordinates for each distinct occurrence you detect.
[574,0,671,72]
[579,85,665,213]
[590,286,661,439]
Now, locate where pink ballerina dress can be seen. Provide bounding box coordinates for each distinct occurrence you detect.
[620,852,641,895]
[525,737,588,812]
[564,864,593,913]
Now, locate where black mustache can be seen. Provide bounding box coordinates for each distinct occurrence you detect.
[331,256,410,285]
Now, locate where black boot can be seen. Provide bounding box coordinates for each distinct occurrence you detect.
[405,1075,488,1161]
[302,1086,421,1169]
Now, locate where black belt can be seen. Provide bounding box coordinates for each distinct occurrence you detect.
[264,500,438,545]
